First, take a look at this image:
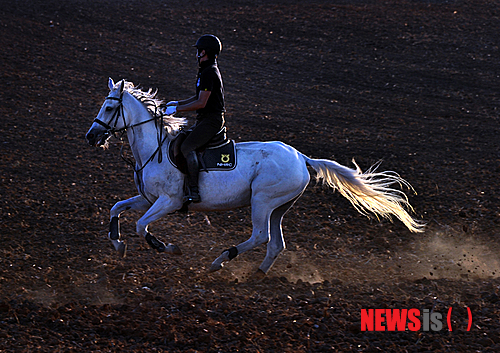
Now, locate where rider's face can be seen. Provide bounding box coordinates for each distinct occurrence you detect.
[197,49,207,63]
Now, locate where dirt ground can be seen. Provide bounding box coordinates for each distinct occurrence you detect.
[1,0,500,351]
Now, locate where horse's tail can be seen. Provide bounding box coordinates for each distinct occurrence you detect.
[301,154,425,233]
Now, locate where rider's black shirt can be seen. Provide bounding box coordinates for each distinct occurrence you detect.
[196,59,225,117]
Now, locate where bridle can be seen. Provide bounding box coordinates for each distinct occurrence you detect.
[92,95,126,133]
[94,90,169,205]
[93,92,157,134]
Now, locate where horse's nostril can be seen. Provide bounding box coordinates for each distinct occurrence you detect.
[86,133,94,140]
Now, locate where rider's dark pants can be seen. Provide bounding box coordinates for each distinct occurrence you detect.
[180,113,224,197]
[180,113,225,158]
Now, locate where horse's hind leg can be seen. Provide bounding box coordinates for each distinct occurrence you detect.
[209,204,271,272]
[109,195,150,257]
[258,197,298,274]
[209,197,298,274]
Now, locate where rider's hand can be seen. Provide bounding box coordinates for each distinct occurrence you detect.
[166,101,178,106]
[165,106,177,115]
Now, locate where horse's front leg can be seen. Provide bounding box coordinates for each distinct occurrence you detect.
[109,195,150,257]
[136,195,182,255]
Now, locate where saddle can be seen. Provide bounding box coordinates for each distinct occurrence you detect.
[168,127,237,174]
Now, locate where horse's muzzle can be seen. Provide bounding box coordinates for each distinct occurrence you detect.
[86,128,108,147]
[86,131,96,146]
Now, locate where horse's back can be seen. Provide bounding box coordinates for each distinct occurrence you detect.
[235,140,302,159]
[235,140,310,201]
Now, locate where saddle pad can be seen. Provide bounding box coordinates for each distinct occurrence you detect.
[200,140,237,171]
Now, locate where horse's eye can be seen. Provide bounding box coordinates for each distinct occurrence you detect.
[106,106,113,112]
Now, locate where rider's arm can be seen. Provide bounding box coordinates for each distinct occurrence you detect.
[177,91,211,112]
[177,95,198,106]
[165,95,198,107]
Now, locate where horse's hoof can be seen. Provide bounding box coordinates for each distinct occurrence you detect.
[156,245,166,253]
[117,242,127,258]
[251,268,267,281]
[168,243,182,255]
[208,262,223,273]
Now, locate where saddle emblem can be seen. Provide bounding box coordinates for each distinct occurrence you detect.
[221,154,230,163]
[217,153,233,168]
[168,138,237,172]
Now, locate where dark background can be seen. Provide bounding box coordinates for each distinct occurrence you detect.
[1,0,499,351]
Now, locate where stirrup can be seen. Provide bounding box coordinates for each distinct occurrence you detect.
[183,186,201,203]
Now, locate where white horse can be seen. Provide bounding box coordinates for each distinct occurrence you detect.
[86,78,424,274]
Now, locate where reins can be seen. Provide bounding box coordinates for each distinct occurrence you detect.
[116,96,167,166]
[95,91,170,205]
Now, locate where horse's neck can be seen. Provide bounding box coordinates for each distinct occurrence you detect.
[125,99,163,168]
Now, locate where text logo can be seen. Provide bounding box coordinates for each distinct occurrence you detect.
[361,308,472,332]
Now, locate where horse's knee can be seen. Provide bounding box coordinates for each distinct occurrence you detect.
[110,204,121,218]
[110,201,129,217]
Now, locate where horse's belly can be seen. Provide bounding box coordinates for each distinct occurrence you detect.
[191,172,252,212]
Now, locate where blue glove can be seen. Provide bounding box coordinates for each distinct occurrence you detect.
[165,105,177,115]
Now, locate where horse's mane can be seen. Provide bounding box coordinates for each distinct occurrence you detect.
[122,80,187,137]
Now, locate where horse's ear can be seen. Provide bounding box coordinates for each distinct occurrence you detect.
[119,80,125,94]
[108,77,115,90]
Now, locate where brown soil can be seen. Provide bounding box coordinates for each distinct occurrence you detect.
[1,0,500,351]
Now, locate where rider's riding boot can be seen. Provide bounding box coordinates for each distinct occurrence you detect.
[184,151,201,203]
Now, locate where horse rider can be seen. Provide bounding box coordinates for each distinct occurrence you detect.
[164,34,225,203]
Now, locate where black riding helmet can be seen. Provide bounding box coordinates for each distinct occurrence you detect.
[194,34,222,58]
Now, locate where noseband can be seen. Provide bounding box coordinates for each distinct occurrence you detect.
[93,95,126,134]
